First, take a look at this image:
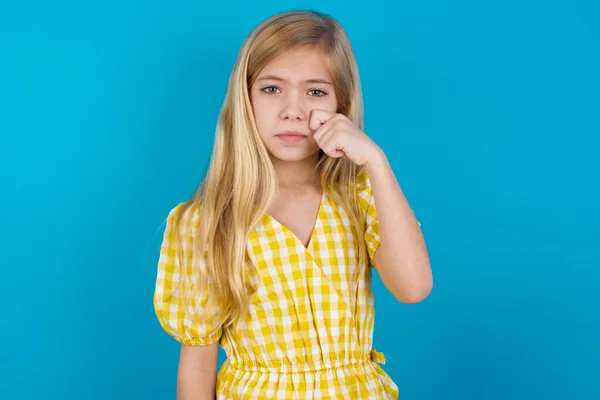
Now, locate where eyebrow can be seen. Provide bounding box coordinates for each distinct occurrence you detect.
[256,75,333,86]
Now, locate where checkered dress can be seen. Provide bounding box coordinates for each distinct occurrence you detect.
[154,168,402,399]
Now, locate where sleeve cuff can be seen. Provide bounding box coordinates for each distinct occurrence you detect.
[176,326,223,346]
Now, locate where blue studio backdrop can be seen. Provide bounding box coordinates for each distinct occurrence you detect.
[1,1,598,399]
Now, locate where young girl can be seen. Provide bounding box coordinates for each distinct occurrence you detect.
[154,10,432,399]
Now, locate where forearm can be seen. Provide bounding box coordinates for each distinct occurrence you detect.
[364,149,432,303]
[177,367,216,400]
[177,344,218,400]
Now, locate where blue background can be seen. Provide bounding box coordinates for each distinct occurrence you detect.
[1,0,598,399]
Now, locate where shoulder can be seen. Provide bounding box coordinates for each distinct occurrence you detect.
[165,201,202,232]
[354,166,371,189]
[353,166,374,207]
[160,201,204,250]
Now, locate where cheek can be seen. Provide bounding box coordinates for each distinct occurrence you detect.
[253,103,269,125]
[250,99,274,137]
[328,93,339,113]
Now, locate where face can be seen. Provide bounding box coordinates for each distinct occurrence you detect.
[250,46,338,163]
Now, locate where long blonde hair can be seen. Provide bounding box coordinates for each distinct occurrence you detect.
[172,10,369,329]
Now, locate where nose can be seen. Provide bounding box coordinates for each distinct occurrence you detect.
[279,91,308,121]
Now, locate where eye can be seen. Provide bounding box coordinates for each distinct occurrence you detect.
[261,86,281,94]
[308,89,327,97]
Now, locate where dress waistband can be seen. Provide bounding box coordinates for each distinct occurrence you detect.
[225,349,387,374]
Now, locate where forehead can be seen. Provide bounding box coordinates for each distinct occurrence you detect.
[257,46,332,82]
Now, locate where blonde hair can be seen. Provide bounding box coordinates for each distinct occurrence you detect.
[172,10,369,329]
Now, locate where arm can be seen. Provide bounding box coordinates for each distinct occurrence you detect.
[306,110,432,302]
[177,342,219,400]
[366,149,433,303]
[154,204,225,399]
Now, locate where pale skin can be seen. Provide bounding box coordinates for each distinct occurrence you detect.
[177,45,432,399]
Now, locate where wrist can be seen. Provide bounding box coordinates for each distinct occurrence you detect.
[364,146,388,174]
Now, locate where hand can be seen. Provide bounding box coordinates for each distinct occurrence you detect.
[309,109,382,166]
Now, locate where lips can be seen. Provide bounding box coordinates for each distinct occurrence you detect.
[277,130,307,137]
[276,131,307,143]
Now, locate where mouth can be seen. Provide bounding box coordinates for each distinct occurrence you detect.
[276,131,307,144]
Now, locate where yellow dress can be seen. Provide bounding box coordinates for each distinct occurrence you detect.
[154,169,406,399]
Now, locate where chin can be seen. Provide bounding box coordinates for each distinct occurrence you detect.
[267,147,320,163]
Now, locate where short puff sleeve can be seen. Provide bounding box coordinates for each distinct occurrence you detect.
[153,203,224,346]
[355,168,421,269]
[355,169,381,268]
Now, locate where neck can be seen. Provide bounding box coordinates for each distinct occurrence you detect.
[270,152,321,190]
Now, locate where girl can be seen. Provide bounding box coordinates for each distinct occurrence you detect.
[154,10,432,400]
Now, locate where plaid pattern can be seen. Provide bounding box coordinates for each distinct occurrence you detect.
[154,168,400,399]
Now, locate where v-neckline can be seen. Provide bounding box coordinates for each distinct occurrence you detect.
[265,190,326,251]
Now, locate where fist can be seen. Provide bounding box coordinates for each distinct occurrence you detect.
[309,110,381,166]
